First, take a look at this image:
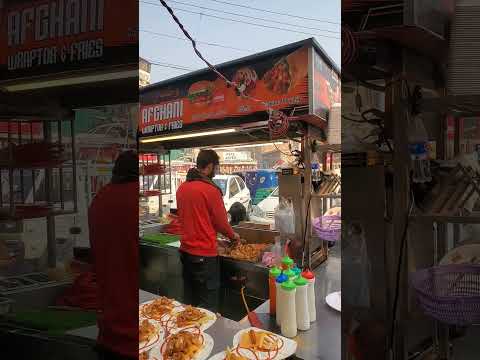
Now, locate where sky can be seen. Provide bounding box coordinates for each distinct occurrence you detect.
[139,0,341,83]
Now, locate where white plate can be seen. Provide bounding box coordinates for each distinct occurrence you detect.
[149,331,214,360]
[139,320,164,351]
[172,307,217,333]
[139,298,184,321]
[325,291,341,312]
[208,351,227,360]
[232,327,297,360]
[440,244,480,266]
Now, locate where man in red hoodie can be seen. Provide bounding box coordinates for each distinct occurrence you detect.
[177,150,240,312]
[89,150,139,360]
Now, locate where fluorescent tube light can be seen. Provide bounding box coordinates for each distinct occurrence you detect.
[2,70,138,92]
[139,128,237,143]
[210,142,285,150]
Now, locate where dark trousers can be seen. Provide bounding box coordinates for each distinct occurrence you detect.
[96,347,135,360]
[180,251,220,313]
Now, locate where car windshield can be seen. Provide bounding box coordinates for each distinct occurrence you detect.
[213,178,227,196]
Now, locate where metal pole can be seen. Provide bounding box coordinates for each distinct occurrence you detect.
[303,125,312,268]
[44,120,56,268]
[70,118,78,212]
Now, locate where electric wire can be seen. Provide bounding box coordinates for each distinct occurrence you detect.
[143,0,340,34]
[145,1,340,39]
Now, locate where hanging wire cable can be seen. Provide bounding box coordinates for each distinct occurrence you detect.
[143,0,340,34]
[140,29,253,52]
[203,0,341,25]
[158,0,292,138]
[150,2,340,39]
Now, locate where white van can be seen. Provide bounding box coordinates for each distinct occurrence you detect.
[213,175,252,214]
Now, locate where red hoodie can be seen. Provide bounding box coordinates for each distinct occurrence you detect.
[88,181,138,358]
[177,180,234,256]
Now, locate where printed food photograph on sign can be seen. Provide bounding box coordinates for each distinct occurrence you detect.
[139,46,309,137]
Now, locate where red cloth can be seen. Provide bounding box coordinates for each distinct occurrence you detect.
[177,180,235,256]
[88,181,139,358]
[164,214,183,235]
[56,271,98,310]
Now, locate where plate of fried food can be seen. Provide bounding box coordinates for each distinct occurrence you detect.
[231,328,297,360]
[140,297,183,321]
[139,319,163,351]
[147,328,214,360]
[174,305,217,332]
[208,348,249,360]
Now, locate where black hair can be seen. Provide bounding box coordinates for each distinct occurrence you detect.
[111,150,139,184]
[229,202,247,226]
[196,149,220,169]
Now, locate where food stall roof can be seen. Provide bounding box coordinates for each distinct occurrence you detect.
[140,37,339,94]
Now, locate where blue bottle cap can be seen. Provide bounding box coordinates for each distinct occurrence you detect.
[275,273,288,283]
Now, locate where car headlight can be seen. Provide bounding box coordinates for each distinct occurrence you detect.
[252,205,266,218]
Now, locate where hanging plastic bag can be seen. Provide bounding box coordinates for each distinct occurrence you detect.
[342,222,371,308]
[274,197,296,235]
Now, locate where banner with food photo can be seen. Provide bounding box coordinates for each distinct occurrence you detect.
[312,49,340,119]
[139,46,310,137]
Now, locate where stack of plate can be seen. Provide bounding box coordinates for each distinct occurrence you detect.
[447,0,480,96]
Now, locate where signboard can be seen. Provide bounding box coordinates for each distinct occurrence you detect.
[221,151,250,162]
[0,0,138,81]
[140,46,309,136]
[313,49,341,119]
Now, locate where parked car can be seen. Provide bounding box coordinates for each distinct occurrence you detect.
[250,187,279,224]
[213,174,252,218]
[234,170,278,205]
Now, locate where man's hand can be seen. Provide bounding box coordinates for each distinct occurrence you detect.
[232,232,241,245]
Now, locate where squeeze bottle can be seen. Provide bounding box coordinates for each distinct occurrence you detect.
[280,280,297,338]
[294,276,310,331]
[281,256,294,270]
[284,268,296,281]
[302,269,316,322]
[275,273,288,326]
[269,266,281,315]
[292,266,302,279]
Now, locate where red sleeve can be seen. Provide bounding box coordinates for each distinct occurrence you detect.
[209,188,235,239]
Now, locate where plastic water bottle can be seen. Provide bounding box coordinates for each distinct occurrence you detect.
[275,273,288,326]
[408,115,432,183]
[294,276,310,331]
[280,280,297,338]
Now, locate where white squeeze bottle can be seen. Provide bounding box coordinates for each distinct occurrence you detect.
[280,280,297,338]
[302,269,316,322]
[275,273,288,327]
[294,276,310,331]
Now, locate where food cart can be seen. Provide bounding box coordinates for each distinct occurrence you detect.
[0,0,137,358]
[139,38,341,359]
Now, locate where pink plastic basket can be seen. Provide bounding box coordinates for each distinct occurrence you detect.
[312,216,341,242]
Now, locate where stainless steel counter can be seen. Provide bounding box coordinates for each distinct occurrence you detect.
[240,246,341,360]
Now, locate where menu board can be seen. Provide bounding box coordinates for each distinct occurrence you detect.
[140,46,310,136]
[0,0,138,81]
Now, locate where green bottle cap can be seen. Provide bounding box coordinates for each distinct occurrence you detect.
[269,266,281,278]
[281,280,297,291]
[294,276,308,286]
[282,256,294,266]
[284,269,295,279]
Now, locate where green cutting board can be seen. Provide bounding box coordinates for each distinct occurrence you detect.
[6,309,97,335]
[142,233,180,245]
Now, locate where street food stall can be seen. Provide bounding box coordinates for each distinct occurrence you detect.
[139,37,341,359]
[0,0,137,358]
